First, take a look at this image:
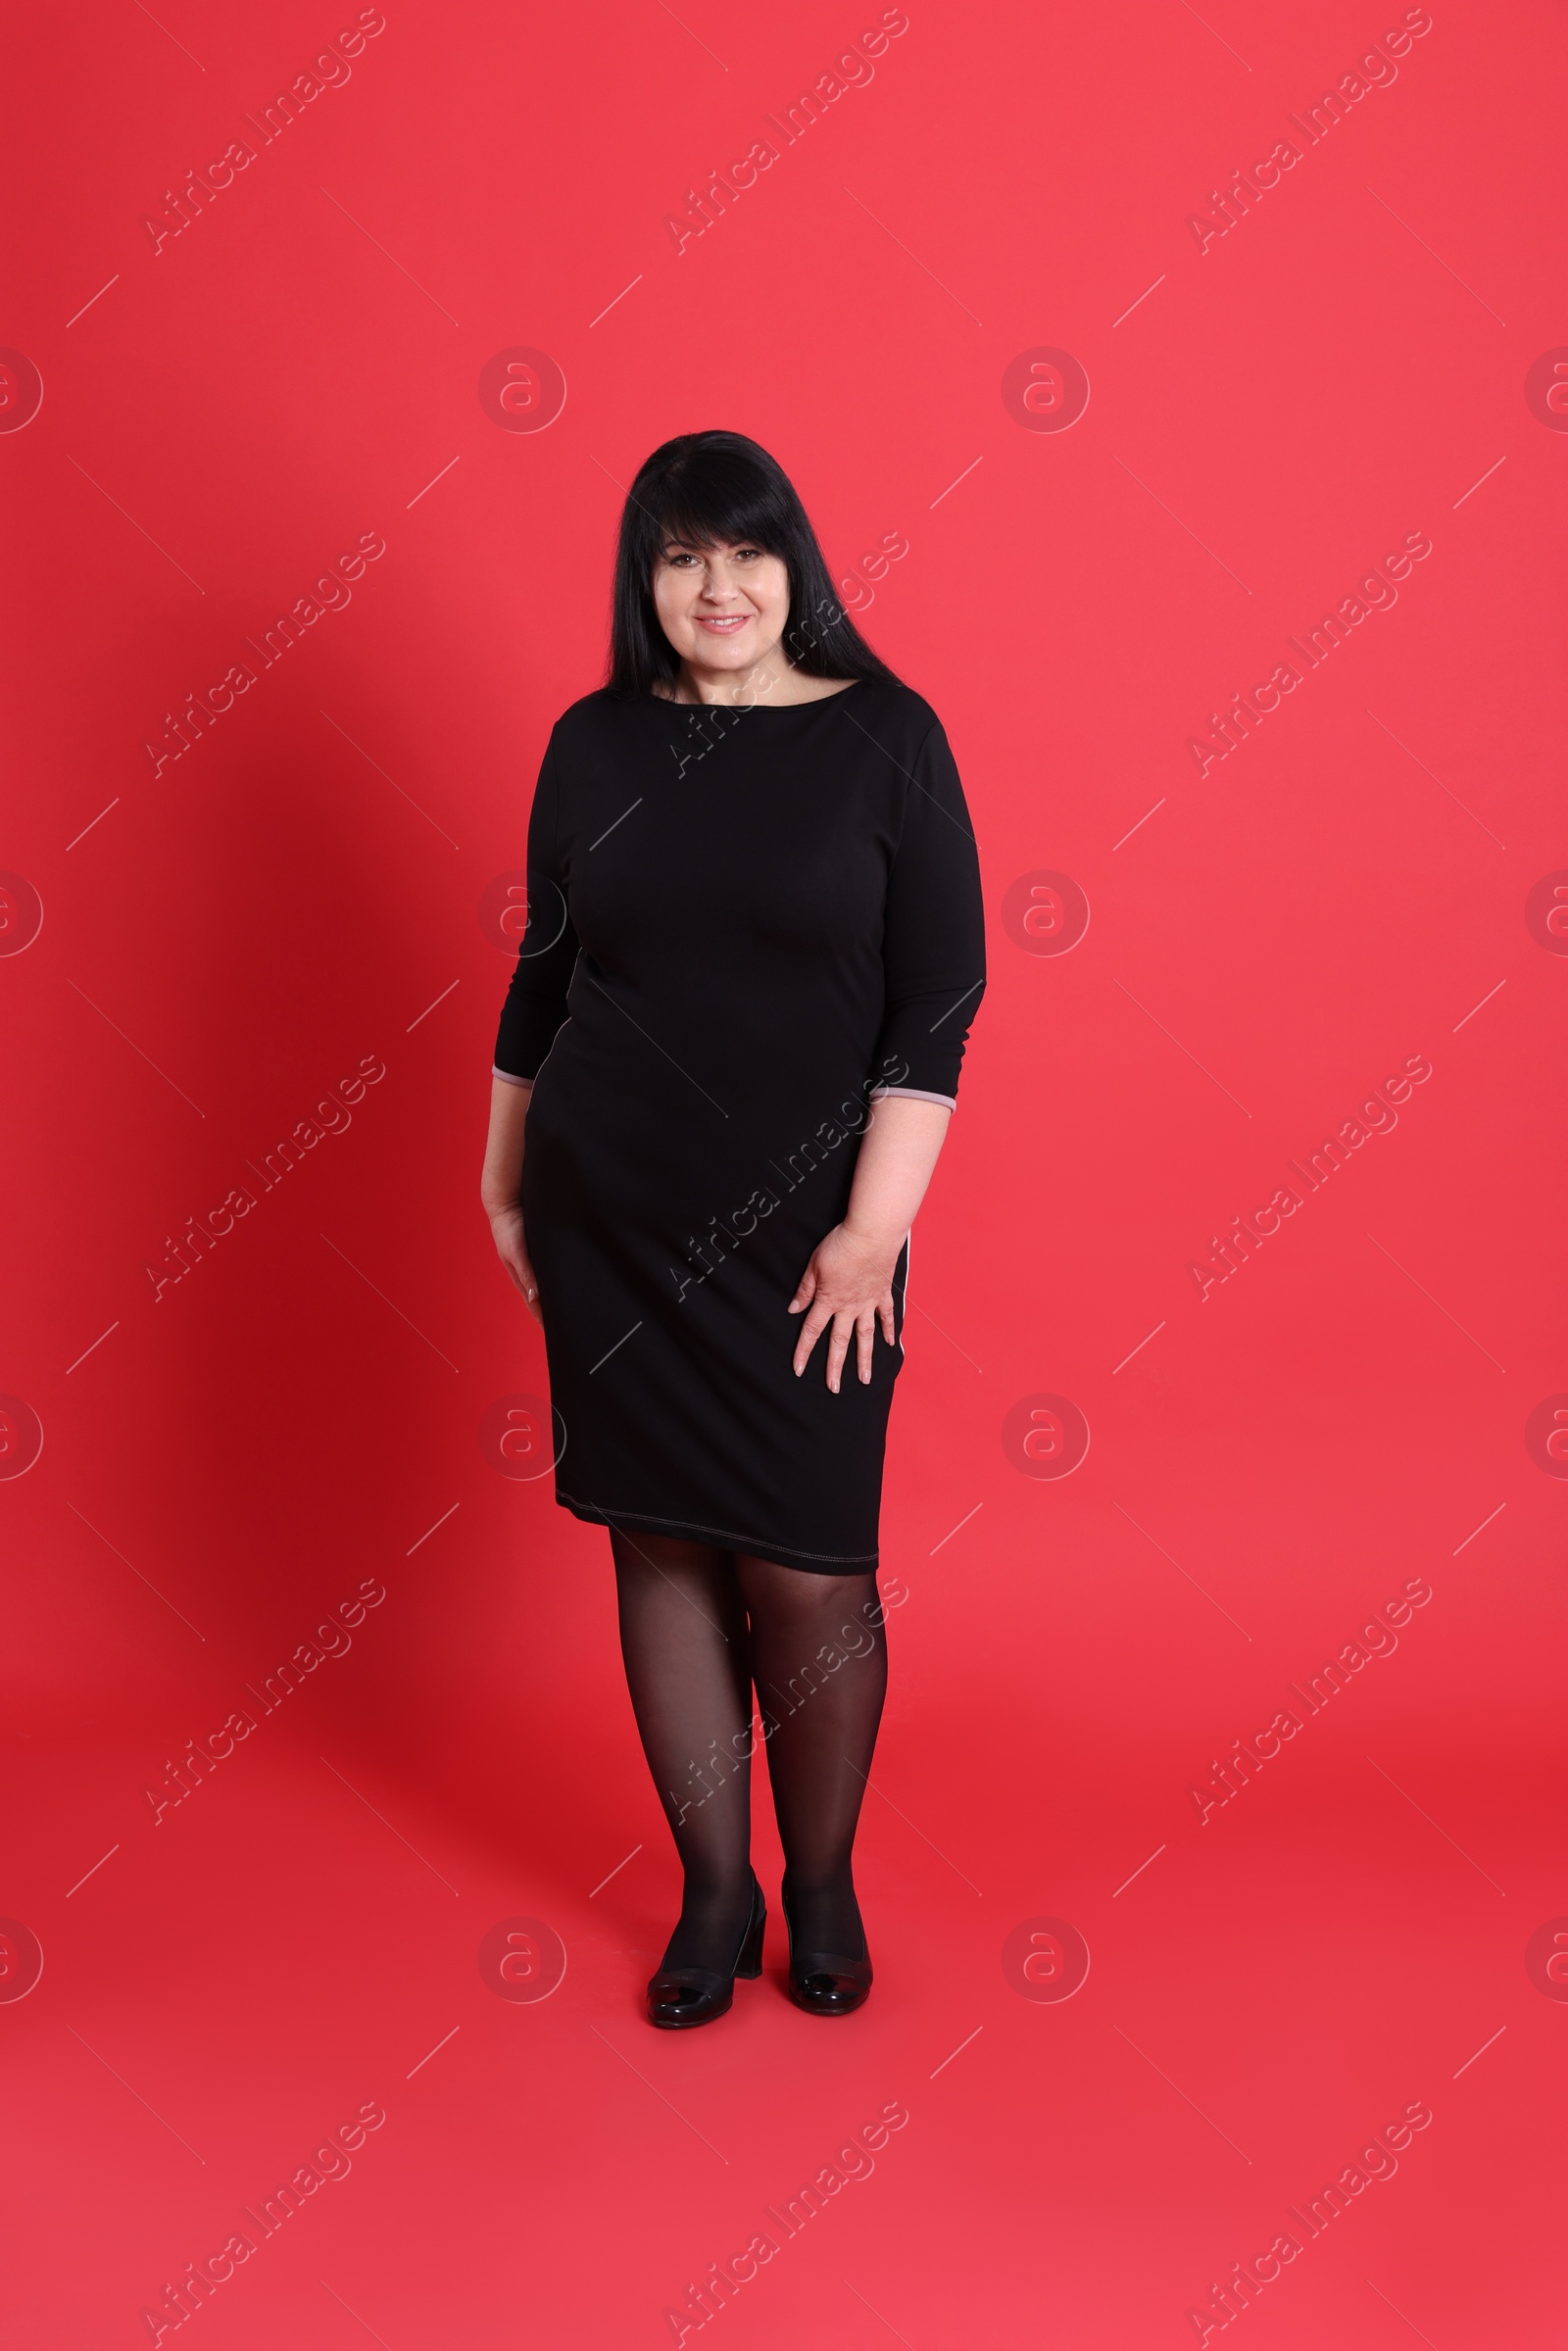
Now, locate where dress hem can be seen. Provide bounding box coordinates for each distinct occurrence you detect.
[554,1487,879,1577]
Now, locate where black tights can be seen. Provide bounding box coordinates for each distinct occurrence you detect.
[610,1527,889,1969]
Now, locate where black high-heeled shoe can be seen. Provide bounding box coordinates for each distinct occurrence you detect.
[782,1883,873,2017]
[645,1875,766,2030]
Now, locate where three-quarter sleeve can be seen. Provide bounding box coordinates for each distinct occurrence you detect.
[493,737,580,1083]
[868,718,986,1108]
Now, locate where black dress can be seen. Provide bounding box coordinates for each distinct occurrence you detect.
[492,676,986,1575]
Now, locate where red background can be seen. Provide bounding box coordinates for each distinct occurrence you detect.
[4,1,1564,2342]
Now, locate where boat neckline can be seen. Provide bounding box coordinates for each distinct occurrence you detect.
[640,679,867,712]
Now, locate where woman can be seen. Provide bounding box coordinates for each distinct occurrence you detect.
[480,430,985,2028]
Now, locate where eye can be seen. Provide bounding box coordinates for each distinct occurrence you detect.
[732,546,763,562]
[663,550,701,568]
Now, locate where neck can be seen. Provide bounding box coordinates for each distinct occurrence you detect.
[669,650,795,707]
[659,661,859,710]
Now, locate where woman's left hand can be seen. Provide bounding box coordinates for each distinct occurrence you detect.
[788,1222,902,1392]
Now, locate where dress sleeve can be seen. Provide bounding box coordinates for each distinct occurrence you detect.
[868,718,986,1110]
[492,737,580,1083]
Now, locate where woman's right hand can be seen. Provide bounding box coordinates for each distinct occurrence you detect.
[488,1204,542,1323]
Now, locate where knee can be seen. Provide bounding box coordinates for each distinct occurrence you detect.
[831,1615,881,1662]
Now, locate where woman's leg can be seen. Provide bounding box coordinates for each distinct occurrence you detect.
[733,1556,889,1956]
[609,1527,757,1970]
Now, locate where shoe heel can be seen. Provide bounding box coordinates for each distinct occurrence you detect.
[735,1891,765,1979]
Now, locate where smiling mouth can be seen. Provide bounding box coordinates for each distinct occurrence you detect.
[696,613,751,631]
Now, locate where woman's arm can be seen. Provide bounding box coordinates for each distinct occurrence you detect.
[788,1095,952,1392]
[481,1075,542,1322]
[485,730,578,1324]
[791,713,985,1392]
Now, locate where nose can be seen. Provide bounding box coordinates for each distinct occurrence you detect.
[700,556,743,603]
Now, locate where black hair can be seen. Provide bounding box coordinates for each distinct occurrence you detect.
[606,429,900,700]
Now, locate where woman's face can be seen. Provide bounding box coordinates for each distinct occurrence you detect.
[651,537,791,679]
